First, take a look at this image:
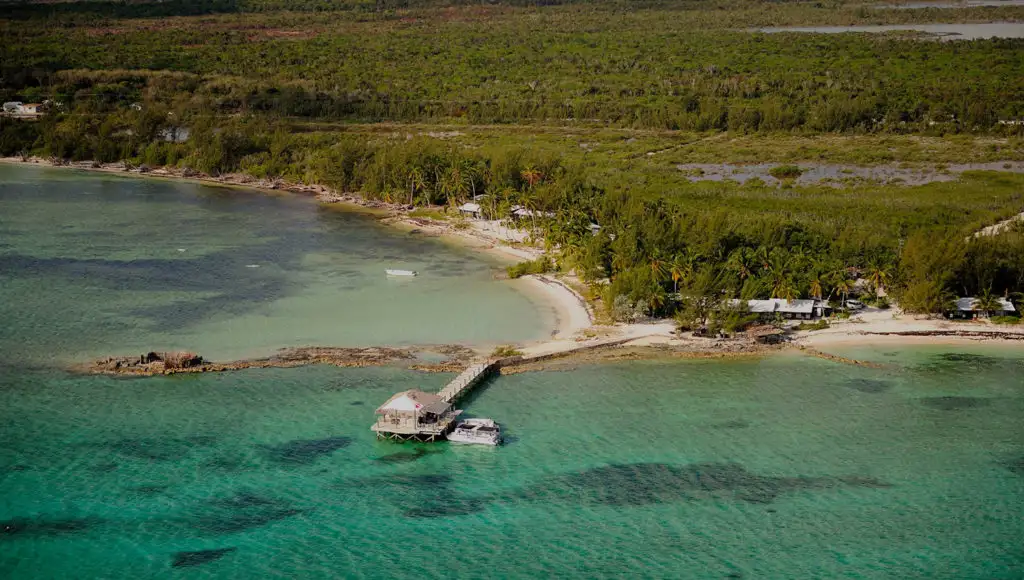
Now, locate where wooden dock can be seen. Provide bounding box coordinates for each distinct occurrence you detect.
[372,335,639,441]
[436,361,495,404]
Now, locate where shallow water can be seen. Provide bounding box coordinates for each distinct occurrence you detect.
[1,166,1022,578]
[757,21,1024,40]
[0,164,548,364]
[1,351,1022,578]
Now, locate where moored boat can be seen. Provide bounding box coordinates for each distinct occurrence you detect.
[447,418,502,446]
[385,269,417,277]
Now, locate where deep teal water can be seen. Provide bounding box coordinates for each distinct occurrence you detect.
[1,166,1022,578]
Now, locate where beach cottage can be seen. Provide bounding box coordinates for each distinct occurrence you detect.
[372,390,461,441]
[744,299,830,320]
[457,202,482,218]
[949,297,1016,319]
[16,103,43,116]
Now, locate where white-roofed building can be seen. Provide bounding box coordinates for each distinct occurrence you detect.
[950,297,1016,319]
[743,298,830,320]
[457,202,482,218]
[372,390,461,441]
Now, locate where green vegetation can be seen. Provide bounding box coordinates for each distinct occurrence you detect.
[795,320,830,331]
[769,165,803,180]
[490,345,524,358]
[507,257,553,279]
[990,315,1021,325]
[1,0,1022,320]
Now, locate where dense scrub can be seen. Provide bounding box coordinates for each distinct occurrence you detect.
[2,1,1023,132]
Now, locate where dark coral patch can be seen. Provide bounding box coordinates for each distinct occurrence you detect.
[844,379,892,393]
[259,436,351,465]
[1,517,97,538]
[171,547,237,568]
[920,396,988,410]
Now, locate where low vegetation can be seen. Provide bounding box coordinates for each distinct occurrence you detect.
[490,345,523,358]
[507,257,553,280]
[795,320,830,331]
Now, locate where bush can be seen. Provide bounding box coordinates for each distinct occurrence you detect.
[507,257,552,279]
[795,320,830,331]
[769,165,803,180]
[990,316,1021,325]
[491,345,523,357]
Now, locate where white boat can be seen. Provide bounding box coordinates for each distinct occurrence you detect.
[447,418,502,446]
[385,269,417,277]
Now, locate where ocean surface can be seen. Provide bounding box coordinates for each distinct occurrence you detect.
[2,166,1023,579]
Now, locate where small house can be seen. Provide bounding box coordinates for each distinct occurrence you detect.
[372,390,460,441]
[2,101,22,114]
[510,205,555,221]
[744,299,830,321]
[16,103,43,116]
[949,297,1016,319]
[457,202,482,218]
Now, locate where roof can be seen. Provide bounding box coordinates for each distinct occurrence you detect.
[956,297,1016,312]
[511,206,555,218]
[376,390,450,415]
[458,202,481,213]
[743,298,821,314]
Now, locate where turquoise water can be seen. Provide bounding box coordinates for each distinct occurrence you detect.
[0,164,548,364]
[2,354,1022,578]
[1,166,1023,578]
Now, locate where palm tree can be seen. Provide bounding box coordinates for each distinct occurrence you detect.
[975,288,1001,318]
[669,253,692,294]
[649,250,668,283]
[407,167,425,206]
[726,247,755,282]
[833,276,855,307]
[521,165,542,190]
[865,261,890,296]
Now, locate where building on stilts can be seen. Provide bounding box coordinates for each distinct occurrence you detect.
[372,389,462,442]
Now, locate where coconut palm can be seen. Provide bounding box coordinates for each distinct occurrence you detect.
[669,253,694,293]
[726,247,756,282]
[521,165,542,190]
[865,261,890,296]
[406,166,425,206]
[974,288,1001,318]
[833,275,855,307]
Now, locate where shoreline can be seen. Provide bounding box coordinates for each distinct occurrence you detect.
[0,156,594,346]
[5,156,1023,369]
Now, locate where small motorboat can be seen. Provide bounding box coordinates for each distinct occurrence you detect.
[385,269,417,277]
[447,418,502,446]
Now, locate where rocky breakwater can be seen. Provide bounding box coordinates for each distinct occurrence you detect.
[84,346,421,376]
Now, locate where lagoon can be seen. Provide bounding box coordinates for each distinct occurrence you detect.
[0,164,549,365]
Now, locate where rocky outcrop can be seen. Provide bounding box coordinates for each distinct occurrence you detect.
[81,345,477,376]
[91,351,205,374]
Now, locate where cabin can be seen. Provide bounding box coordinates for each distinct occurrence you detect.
[457,202,482,218]
[372,389,461,441]
[509,205,555,221]
[744,298,830,320]
[2,102,22,114]
[948,297,1017,319]
[16,103,43,116]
